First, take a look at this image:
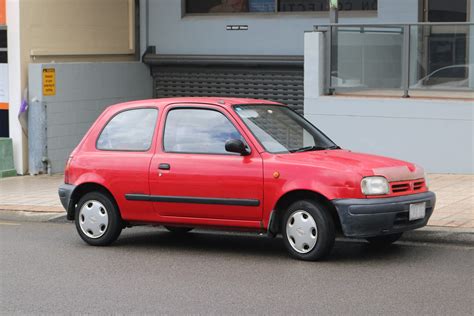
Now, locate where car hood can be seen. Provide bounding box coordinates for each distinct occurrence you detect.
[275,149,424,181]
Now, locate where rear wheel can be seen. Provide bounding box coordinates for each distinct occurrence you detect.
[164,226,193,234]
[366,233,403,246]
[281,200,335,261]
[75,191,122,246]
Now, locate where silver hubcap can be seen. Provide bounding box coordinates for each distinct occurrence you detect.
[78,200,109,239]
[286,210,318,254]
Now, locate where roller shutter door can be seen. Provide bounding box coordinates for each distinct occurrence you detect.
[146,55,304,113]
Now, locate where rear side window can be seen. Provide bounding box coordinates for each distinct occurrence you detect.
[97,108,158,151]
[163,108,243,154]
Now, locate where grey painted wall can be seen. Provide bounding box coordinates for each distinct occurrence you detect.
[147,0,419,56]
[28,62,153,174]
[304,32,474,174]
[304,97,473,173]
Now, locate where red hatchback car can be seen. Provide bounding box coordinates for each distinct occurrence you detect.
[59,97,436,261]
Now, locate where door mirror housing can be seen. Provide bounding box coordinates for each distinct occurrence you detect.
[225,139,250,156]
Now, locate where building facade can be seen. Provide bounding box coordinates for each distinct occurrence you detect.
[143,0,423,114]
[142,0,473,173]
[3,0,473,174]
[5,0,145,174]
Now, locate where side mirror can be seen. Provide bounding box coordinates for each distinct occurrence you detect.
[225,139,250,156]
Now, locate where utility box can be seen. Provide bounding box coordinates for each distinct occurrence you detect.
[0,137,16,178]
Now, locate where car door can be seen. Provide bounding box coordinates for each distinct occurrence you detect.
[148,104,263,222]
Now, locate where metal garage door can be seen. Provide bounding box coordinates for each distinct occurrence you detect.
[144,55,304,113]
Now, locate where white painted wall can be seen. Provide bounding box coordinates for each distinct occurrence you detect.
[304,32,325,97]
[304,31,474,174]
[0,64,8,103]
[6,0,26,174]
[147,0,419,56]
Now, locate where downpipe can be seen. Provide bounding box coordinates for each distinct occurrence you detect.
[41,156,52,176]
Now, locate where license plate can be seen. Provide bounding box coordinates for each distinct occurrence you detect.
[409,202,426,221]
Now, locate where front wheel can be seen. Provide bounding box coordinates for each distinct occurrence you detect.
[281,200,335,261]
[366,233,403,246]
[75,191,122,246]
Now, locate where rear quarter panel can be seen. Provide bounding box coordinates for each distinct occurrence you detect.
[68,102,161,221]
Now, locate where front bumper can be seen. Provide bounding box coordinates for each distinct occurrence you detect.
[58,184,76,220]
[332,191,436,238]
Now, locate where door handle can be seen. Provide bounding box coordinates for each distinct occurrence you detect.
[158,163,170,170]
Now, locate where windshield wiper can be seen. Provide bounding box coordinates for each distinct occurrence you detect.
[289,146,327,153]
[289,145,341,153]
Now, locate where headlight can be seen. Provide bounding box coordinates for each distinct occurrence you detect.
[361,176,389,195]
[424,171,430,189]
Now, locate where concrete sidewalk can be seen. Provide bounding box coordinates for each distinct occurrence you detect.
[0,173,472,228]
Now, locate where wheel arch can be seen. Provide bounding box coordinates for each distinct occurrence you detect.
[67,182,119,221]
[268,189,341,236]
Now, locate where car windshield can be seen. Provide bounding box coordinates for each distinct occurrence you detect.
[234,104,338,154]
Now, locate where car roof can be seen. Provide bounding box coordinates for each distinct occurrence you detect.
[106,97,285,111]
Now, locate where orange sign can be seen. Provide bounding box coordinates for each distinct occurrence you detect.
[0,0,5,25]
[42,68,56,96]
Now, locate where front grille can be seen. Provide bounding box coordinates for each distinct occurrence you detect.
[392,183,410,193]
[389,179,426,196]
[413,181,424,190]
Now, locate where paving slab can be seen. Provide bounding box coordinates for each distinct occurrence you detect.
[0,173,472,228]
[0,174,64,212]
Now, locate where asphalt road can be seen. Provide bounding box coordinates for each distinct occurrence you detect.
[1,221,473,315]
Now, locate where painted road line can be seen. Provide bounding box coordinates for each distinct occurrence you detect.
[0,221,21,226]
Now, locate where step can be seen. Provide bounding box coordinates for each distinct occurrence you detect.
[0,138,16,178]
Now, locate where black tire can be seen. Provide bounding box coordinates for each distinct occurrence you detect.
[366,233,403,246]
[281,199,335,261]
[75,191,122,246]
[164,226,194,234]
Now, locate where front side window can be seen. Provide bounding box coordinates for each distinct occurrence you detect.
[163,108,244,154]
[234,105,337,153]
[97,108,158,151]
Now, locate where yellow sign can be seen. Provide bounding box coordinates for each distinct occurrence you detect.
[42,68,56,96]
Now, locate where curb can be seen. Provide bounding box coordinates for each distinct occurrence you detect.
[0,209,472,246]
[400,227,474,246]
[416,226,474,234]
[0,210,68,223]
